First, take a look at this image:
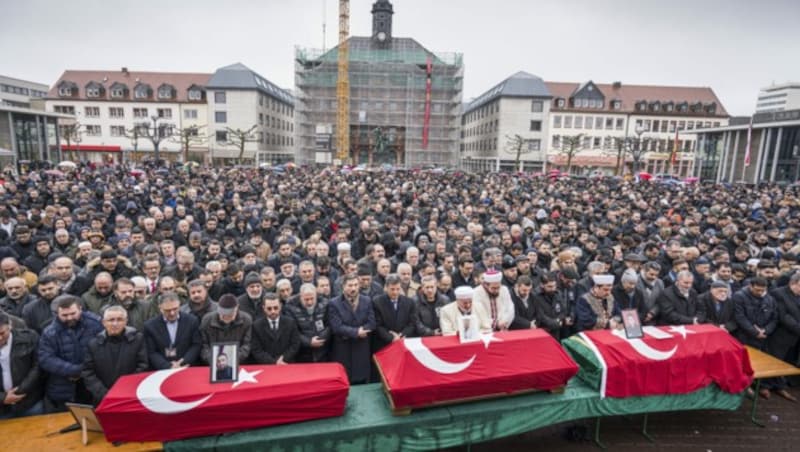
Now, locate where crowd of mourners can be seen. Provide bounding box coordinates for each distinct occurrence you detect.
[1,161,799,419]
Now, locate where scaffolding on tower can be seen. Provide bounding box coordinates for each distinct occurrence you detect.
[336,0,350,163]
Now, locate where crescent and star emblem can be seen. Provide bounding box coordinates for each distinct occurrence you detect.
[610,325,695,361]
[136,367,263,414]
[403,333,502,375]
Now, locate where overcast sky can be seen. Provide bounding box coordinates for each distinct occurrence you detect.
[2,0,798,116]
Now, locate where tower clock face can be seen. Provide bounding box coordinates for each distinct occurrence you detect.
[377,31,387,42]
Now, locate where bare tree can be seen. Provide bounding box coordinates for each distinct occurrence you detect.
[608,132,648,175]
[126,116,173,163]
[60,123,82,161]
[225,125,259,164]
[552,134,585,174]
[504,134,535,171]
[170,125,207,163]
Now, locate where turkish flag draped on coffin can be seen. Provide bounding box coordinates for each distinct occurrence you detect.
[96,363,350,442]
[578,324,753,398]
[374,329,579,410]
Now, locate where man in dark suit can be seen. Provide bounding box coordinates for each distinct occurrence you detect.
[510,275,539,330]
[767,273,800,401]
[328,273,375,384]
[372,273,417,353]
[700,281,737,333]
[0,312,44,419]
[143,292,201,369]
[657,271,705,325]
[251,293,300,365]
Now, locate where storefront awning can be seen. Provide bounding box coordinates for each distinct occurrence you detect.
[61,145,121,152]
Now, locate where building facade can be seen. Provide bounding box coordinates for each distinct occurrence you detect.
[691,109,800,184]
[205,63,295,165]
[545,81,729,176]
[44,68,211,163]
[0,104,71,172]
[755,83,800,113]
[0,75,48,109]
[294,0,463,167]
[461,72,551,172]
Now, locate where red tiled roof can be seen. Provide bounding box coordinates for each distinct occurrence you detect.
[545,81,729,117]
[47,70,212,103]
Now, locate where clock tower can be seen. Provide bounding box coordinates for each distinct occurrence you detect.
[371,0,394,44]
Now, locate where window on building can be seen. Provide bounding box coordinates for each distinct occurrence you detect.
[133,108,148,118]
[527,139,541,151]
[111,88,125,98]
[678,121,686,130]
[109,107,124,118]
[157,108,172,119]
[564,116,573,128]
[184,109,198,119]
[529,120,542,132]
[158,86,173,99]
[58,86,72,96]
[214,91,226,104]
[616,118,624,130]
[652,120,660,132]
[216,130,228,142]
[593,137,602,148]
[595,117,603,129]
[585,116,593,129]
[605,118,613,129]
[134,86,149,99]
[660,121,668,133]
[553,115,562,128]
[574,116,583,129]
[110,125,125,137]
[85,125,101,136]
[86,87,101,98]
[188,89,203,101]
[84,106,100,117]
[668,121,676,133]
[612,100,621,110]
[552,135,561,149]
[556,98,565,108]
[531,100,543,112]
[215,111,227,123]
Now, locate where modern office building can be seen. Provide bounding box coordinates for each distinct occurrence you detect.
[294,0,464,167]
[754,83,800,114]
[0,75,48,109]
[0,104,71,171]
[690,109,800,184]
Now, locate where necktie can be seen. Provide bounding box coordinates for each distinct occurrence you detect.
[271,320,278,331]
[392,300,398,311]
[151,281,157,293]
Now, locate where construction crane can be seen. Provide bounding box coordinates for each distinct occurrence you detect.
[336,0,350,164]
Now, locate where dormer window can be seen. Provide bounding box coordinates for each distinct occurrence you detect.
[157,84,175,99]
[678,102,688,112]
[636,101,647,111]
[58,87,71,96]
[556,98,565,108]
[650,101,661,112]
[664,102,674,112]
[85,82,104,99]
[86,87,100,97]
[705,103,716,114]
[611,100,621,110]
[134,83,151,99]
[188,89,203,101]
[57,81,77,97]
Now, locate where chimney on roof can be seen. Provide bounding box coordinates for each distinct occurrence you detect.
[612,81,622,89]
[122,67,129,76]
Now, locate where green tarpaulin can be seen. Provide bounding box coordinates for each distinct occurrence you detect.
[166,377,743,452]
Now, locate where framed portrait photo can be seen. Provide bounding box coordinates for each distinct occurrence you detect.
[621,309,643,339]
[458,314,480,344]
[210,342,239,383]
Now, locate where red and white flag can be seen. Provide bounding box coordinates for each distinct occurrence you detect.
[744,117,753,166]
[96,364,349,442]
[374,329,578,410]
[578,325,752,398]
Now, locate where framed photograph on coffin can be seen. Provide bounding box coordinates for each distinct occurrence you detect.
[65,402,103,445]
[621,309,643,339]
[211,342,238,383]
[458,314,480,343]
